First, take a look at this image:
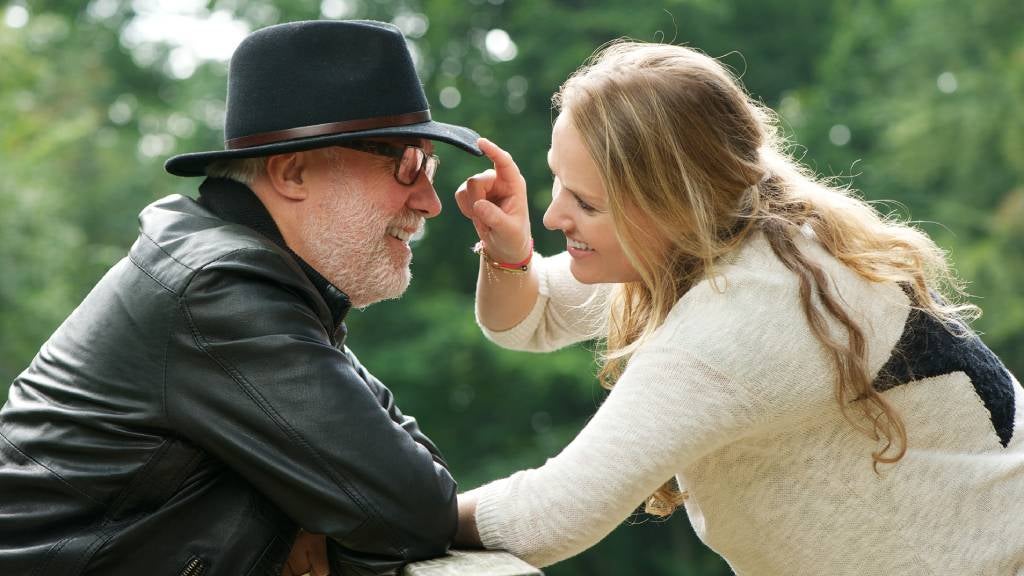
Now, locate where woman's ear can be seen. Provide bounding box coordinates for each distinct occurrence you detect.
[265,152,309,201]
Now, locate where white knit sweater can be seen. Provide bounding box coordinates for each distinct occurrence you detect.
[466,233,1024,575]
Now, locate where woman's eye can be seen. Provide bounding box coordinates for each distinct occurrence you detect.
[575,196,596,213]
[553,175,598,214]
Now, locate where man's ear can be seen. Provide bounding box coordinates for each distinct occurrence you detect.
[265,152,310,201]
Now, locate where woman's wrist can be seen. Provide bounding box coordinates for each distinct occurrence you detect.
[473,238,534,274]
[455,493,483,548]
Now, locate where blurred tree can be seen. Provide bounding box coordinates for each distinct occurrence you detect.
[783,0,1024,376]
[0,4,171,382]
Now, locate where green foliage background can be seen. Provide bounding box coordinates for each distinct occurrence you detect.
[1,1,1021,574]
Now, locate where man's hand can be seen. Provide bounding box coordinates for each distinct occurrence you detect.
[281,530,329,576]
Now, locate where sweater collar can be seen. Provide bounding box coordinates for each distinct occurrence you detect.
[196,177,351,332]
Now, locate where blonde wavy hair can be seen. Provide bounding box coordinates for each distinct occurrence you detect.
[553,41,979,516]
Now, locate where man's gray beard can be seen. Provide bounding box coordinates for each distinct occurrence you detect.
[301,176,414,309]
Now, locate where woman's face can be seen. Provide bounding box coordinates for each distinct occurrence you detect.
[543,113,641,284]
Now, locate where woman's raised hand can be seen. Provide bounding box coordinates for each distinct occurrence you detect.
[455,138,533,264]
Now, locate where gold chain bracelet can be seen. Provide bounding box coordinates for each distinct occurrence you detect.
[472,240,533,280]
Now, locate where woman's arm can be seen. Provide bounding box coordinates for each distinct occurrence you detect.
[454,492,483,548]
[457,344,766,568]
[473,245,542,333]
[476,251,609,352]
[456,138,539,332]
[456,139,608,349]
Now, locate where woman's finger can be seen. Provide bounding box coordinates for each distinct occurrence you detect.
[454,171,495,218]
[474,200,531,262]
[464,174,488,206]
[453,181,475,220]
[478,138,522,185]
[473,198,508,233]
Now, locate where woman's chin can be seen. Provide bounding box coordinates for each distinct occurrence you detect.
[568,260,605,284]
[569,259,641,285]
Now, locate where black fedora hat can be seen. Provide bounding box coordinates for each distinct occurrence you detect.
[165,20,482,177]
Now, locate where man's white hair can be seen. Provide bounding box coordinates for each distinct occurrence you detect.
[204,157,268,185]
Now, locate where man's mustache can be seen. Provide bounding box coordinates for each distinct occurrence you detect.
[391,213,426,242]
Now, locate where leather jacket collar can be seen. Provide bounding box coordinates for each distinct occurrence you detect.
[196,177,352,331]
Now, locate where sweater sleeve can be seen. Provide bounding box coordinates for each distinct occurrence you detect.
[465,343,775,567]
[477,252,611,352]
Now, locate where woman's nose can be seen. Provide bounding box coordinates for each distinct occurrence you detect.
[542,193,570,232]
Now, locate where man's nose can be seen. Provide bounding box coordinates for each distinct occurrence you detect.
[407,177,442,219]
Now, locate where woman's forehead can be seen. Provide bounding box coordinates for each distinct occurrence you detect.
[547,114,574,167]
[548,115,607,202]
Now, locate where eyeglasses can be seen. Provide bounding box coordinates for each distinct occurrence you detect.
[335,141,440,186]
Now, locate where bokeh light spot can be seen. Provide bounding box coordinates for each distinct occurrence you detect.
[829,124,851,146]
[484,29,518,62]
[937,71,958,94]
[5,4,29,28]
[439,86,462,109]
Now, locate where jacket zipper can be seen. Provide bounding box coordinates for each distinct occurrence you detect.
[178,555,207,576]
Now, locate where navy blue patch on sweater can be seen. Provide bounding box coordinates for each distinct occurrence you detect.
[874,308,1016,447]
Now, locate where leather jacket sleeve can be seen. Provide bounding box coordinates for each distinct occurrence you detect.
[347,349,449,469]
[168,247,456,569]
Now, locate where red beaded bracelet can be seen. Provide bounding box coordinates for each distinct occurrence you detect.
[472,238,534,273]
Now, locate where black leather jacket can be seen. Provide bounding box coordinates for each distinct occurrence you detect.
[0,178,457,575]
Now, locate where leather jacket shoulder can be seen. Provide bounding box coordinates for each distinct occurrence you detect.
[0,182,456,576]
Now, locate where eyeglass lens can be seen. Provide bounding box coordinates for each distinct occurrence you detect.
[397,146,437,185]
